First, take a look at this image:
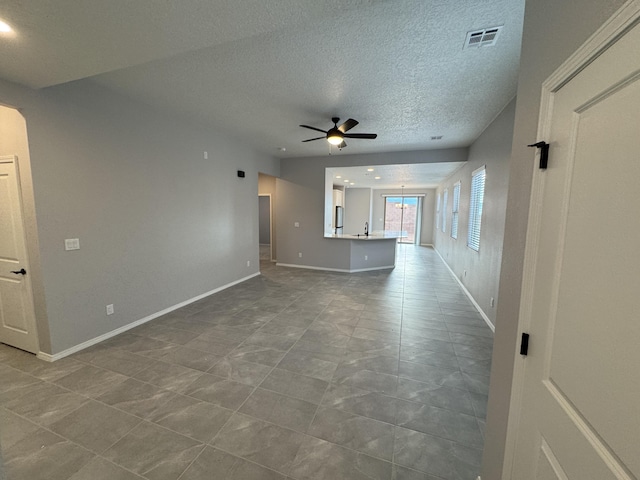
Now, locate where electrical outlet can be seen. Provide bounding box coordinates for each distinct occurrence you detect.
[364,255,368,261]
[106,304,114,315]
[298,252,302,258]
[464,269,467,277]
[246,260,250,267]
[204,151,208,159]
[490,297,495,307]
[65,238,80,251]
[294,222,300,228]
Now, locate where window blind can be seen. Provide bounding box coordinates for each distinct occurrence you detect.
[442,189,448,233]
[451,182,460,239]
[468,167,486,251]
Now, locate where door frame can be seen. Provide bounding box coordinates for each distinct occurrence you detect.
[502,1,640,476]
[0,155,39,353]
[258,193,273,262]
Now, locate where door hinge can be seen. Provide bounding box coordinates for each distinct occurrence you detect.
[520,332,530,356]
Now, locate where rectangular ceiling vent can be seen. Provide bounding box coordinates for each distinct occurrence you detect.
[464,26,503,49]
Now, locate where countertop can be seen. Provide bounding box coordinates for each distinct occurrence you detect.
[324,231,404,241]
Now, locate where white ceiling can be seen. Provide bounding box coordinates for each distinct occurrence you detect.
[329,162,465,190]
[0,0,524,159]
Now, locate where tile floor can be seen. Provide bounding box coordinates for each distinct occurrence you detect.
[0,245,493,480]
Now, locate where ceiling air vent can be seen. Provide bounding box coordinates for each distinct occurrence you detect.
[464,26,503,49]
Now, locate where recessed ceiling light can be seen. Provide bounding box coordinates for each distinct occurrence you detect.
[344,179,349,183]
[374,176,381,180]
[336,175,342,179]
[350,182,355,185]
[367,168,374,172]
[277,147,286,152]
[0,20,13,33]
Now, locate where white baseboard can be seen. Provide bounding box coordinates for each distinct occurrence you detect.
[276,262,394,273]
[433,248,495,332]
[37,272,261,362]
[420,243,434,247]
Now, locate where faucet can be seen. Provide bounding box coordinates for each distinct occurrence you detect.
[364,222,369,236]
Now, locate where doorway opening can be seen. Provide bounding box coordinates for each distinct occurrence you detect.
[258,194,272,262]
[383,196,421,244]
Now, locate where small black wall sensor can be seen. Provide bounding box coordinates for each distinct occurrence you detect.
[237,170,245,178]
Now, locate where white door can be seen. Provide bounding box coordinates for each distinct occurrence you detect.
[0,155,39,353]
[511,5,640,479]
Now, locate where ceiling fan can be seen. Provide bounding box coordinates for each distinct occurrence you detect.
[300,117,377,149]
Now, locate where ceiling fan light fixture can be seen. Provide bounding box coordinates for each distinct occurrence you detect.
[327,132,344,145]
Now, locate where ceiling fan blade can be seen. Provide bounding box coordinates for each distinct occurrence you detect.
[338,118,359,133]
[300,125,327,134]
[302,136,326,142]
[344,133,377,139]
[338,140,347,149]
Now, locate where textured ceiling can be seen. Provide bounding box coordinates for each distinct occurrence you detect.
[328,163,465,190]
[0,0,525,158]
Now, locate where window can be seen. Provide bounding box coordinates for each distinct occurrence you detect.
[468,166,486,251]
[451,182,461,239]
[442,189,448,233]
[436,193,441,229]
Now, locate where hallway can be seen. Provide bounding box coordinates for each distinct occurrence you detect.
[0,245,492,480]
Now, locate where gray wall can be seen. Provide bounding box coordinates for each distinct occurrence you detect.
[343,188,371,234]
[371,188,436,245]
[0,79,279,354]
[433,99,515,328]
[482,1,626,478]
[278,148,468,269]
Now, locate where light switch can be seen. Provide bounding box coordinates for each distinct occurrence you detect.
[65,238,80,251]
[294,222,300,228]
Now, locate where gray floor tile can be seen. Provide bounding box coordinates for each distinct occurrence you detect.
[392,464,442,480]
[180,446,287,480]
[332,368,398,395]
[212,413,305,475]
[49,400,141,453]
[73,348,153,376]
[68,457,145,480]
[133,360,203,391]
[259,368,329,404]
[148,344,223,371]
[0,407,40,450]
[308,406,395,461]
[394,427,482,480]
[396,401,485,449]
[53,364,128,398]
[97,378,175,418]
[395,377,475,416]
[183,373,254,409]
[322,383,398,424]
[289,435,392,480]
[3,427,94,480]
[239,388,318,432]
[207,357,272,386]
[227,343,287,366]
[103,421,203,480]
[148,394,233,442]
[277,350,339,382]
[244,331,298,350]
[1,382,89,427]
[0,246,495,480]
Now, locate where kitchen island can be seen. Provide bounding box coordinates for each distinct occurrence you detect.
[323,231,400,272]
